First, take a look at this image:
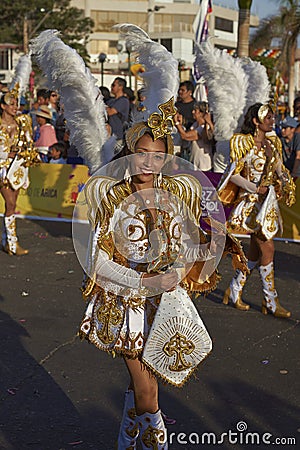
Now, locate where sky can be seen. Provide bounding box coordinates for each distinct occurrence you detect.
[214,0,282,20]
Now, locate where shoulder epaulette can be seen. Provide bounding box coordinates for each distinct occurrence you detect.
[230,133,254,163]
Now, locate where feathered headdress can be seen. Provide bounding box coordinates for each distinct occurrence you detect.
[115,23,179,122]
[194,41,271,139]
[4,54,32,106]
[9,54,32,101]
[114,24,179,153]
[194,41,249,141]
[241,58,271,110]
[30,30,107,174]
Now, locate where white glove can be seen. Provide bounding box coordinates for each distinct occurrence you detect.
[230,174,257,193]
[95,249,141,289]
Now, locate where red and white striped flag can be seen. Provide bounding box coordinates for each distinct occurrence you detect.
[193,0,213,44]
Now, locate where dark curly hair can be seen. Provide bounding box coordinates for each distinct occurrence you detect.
[240,102,271,135]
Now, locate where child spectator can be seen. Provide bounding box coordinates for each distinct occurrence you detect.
[33,105,57,162]
[49,142,67,164]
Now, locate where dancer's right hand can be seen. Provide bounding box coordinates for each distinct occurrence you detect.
[142,271,179,292]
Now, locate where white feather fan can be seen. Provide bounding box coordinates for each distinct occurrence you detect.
[195,41,271,140]
[9,54,32,102]
[30,30,107,174]
[194,41,249,141]
[114,23,179,120]
[241,58,271,112]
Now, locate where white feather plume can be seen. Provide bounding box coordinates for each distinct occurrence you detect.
[30,30,107,174]
[194,41,249,141]
[9,54,32,101]
[241,58,271,112]
[114,23,179,120]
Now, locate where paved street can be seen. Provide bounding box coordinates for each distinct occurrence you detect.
[0,218,299,450]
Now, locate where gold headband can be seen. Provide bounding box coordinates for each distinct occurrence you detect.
[3,82,20,105]
[258,100,276,123]
[147,97,176,140]
[125,97,176,154]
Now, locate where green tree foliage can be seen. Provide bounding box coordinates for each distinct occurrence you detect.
[250,0,300,105]
[250,16,283,83]
[279,0,300,68]
[0,0,93,62]
[250,16,283,50]
[238,0,253,9]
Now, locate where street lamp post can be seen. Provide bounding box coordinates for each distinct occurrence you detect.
[147,0,155,34]
[125,43,132,89]
[116,42,132,88]
[178,59,185,82]
[23,15,29,54]
[147,0,165,33]
[99,53,107,86]
[116,42,123,77]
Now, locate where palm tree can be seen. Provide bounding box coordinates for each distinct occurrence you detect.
[237,0,253,57]
[278,0,300,110]
[249,1,300,110]
[250,15,284,84]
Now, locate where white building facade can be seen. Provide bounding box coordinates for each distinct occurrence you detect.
[70,0,259,86]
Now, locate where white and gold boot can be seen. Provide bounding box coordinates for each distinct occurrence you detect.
[223,269,249,310]
[223,260,258,311]
[3,215,28,256]
[258,262,291,318]
[117,390,139,450]
[138,409,168,450]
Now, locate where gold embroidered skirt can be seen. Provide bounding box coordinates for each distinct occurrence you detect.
[79,289,160,358]
[227,187,282,240]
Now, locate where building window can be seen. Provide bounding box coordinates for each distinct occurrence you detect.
[91,10,147,32]
[160,39,172,52]
[0,49,9,70]
[90,10,194,34]
[215,17,234,33]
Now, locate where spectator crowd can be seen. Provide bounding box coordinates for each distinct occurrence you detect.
[1,78,300,179]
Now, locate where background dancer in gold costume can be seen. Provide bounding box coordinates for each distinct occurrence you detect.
[218,103,295,317]
[0,56,39,255]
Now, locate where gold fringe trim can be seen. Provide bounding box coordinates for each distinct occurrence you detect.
[141,347,213,388]
[181,270,221,296]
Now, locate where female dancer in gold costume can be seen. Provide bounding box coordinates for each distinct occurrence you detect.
[0,86,38,255]
[219,103,295,318]
[32,26,246,450]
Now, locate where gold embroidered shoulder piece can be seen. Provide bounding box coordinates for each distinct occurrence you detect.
[269,134,296,207]
[263,134,296,207]
[84,175,130,226]
[267,133,282,157]
[230,133,254,163]
[85,175,132,257]
[15,114,33,138]
[0,127,10,154]
[160,174,202,225]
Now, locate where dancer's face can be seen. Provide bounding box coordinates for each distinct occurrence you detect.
[258,110,275,134]
[1,98,18,117]
[131,133,166,184]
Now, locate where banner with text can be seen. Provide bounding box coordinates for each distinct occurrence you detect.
[0,165,299,242]
[0,164,89,221]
